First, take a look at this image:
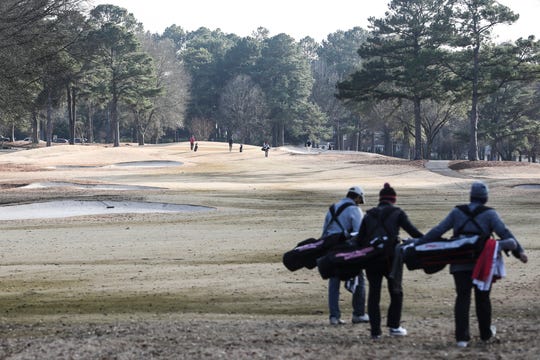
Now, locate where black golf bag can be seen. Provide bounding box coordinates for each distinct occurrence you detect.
[282,233,345,271]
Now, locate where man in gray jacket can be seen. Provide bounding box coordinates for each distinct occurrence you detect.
[422,181,528,348]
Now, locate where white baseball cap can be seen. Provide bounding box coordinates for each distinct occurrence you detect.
[348,186,365,204]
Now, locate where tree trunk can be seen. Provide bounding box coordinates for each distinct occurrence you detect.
[383,126,392,156]
[355,117,361,152]
[71,88,77,142]
[67,84,74,144]
[413,97,422,160]
[280,120,285,146]
[88,103,94,143]
[111,90,119,147]
[66,85,77,145]
[31,110,39,144]
[468,43,481,161]
[135,113,145,146]
[138,131,145,145]
[336,119,343,150]
[106,107,112,143]
[402,125,411,160]
[46,89,53,147]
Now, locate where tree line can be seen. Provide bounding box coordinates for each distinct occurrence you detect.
[0,0,539,161]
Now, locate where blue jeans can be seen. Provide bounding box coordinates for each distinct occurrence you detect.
[328,271,366,319]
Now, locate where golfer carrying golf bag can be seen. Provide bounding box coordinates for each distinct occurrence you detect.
[421,181,528,348]
[356,183,423,339]
[323,186,369,325]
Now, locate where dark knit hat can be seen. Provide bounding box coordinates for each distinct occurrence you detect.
[379,183,396,203]
[470,181,488,203]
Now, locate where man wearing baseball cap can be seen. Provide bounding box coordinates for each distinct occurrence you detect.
[322,186,369,325]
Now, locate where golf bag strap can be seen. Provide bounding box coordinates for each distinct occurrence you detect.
[454,205,492,238]
[324,202,355,236]
[368,206,399,242]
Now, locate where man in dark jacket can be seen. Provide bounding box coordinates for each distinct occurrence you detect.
[422,181,528,348]
[357,183,423,339]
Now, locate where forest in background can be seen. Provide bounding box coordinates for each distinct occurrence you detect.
[0,0,539,161]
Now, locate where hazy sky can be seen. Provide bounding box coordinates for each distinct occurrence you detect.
[90,0,539,42]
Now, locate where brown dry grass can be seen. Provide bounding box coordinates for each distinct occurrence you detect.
[0,142,539,359]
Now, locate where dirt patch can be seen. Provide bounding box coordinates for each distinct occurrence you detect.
[1,314,538,359]
[449,160,531,171]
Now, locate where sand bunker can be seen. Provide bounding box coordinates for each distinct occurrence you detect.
[0,200,214,220]
[111,160,183,168]
[22,181,163,191]
[513,184,540,189]
[52,160,182,170]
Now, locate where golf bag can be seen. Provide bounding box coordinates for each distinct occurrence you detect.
[401,204,492,273]
[401,234,486,272]
[282,201,355,272]
[317,244,381,280]
[282,233,345,271]
[317,206,400,280]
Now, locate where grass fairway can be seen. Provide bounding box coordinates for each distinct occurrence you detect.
[0,142,539,358]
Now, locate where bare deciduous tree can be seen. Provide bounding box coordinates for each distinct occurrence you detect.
[219,74,268,144]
